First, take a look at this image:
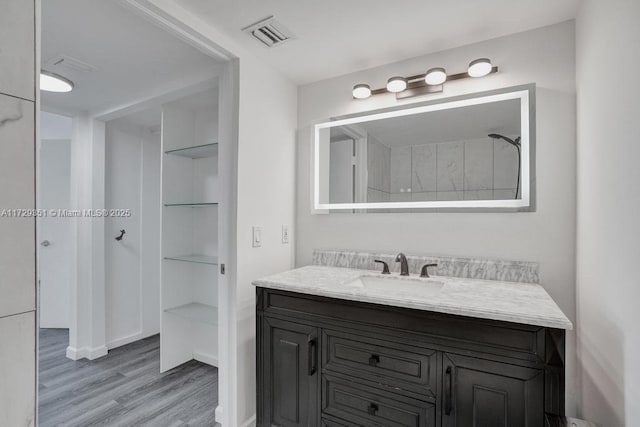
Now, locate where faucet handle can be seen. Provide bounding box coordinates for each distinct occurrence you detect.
[374,260,390,274]
[420,263,438,278]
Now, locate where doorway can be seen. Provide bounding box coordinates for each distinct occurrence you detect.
[36,1,237,425]
[38,111,72,329]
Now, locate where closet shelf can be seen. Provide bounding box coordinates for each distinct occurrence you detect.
[164,143,218,159]
[164,303,217,326]
[163,202,218,207]
[164,254,218,265]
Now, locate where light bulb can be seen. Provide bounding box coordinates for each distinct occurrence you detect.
[386,76,407,93]
[425,67,447,85]
[468,58,492,77]
[352,84,371,99]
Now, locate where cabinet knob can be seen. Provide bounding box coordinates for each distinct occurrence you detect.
[367,403,379,415]
[368,354,380,366]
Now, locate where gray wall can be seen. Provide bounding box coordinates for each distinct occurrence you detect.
[576,1,640,425]
[0,0,37,425]
[296,22,578,413]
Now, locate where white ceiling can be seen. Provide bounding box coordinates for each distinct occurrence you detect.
[41,0,222,116]
[176,0,580,85]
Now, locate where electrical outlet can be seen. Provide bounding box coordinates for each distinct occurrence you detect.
[281,225,290,244]
[252,226,262,248]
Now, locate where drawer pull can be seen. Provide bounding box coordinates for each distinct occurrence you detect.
[367,403,379,416]
[445,366,453,415]
[368,354,380,366]
[308,339,317,376]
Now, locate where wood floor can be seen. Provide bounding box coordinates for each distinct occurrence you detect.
[38,329,218,426]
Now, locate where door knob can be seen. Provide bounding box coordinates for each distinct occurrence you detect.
[41,240,51,247]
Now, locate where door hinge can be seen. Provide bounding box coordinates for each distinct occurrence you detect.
[220,263,225,275]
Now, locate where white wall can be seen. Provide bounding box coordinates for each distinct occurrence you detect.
[41,111,73,139]
[297,21,578,413]
[141,130,161,337]
[576,1,640,425]
[104,118,161,347]
[234,55,298,425]
[68,114,108,360]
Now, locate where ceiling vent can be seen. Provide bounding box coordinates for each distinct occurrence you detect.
[44,55,98,73]
[242,16,295,48]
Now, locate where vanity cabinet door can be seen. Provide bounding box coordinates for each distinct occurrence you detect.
[261,317,319,427]
[442,353,544,427]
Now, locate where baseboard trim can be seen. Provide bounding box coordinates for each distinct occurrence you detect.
[87,345,108,360]
[66,345,108,360]
[66,345,83,360]
[240,414,256,427]
[193,351,218,367]
[106,329,159,350]
[107,331,142,349]
[214,405,223,425]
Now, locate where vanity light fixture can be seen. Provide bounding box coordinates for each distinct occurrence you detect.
[425,67,447,85]
[386,76,407,93]
[352,58,497,100]
[468,58,493,77]
[40,70,74,93]
[352,83,372,99]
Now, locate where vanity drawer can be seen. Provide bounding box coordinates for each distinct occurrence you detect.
[261,288,546,363]
[323,329,437,398]
[322,374,436,427]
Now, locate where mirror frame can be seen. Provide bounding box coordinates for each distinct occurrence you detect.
[313,84,536,212]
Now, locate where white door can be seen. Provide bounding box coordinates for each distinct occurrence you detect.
[38,139,72,328]
[329,138,355,203]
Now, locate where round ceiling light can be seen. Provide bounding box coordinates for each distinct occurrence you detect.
[468,58,492,78]
[40,71,74,93]
[386,76,407,93]
[352,83,372,99]
[425,67,447,85]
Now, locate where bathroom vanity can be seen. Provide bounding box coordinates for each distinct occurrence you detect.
[254,264,571,427]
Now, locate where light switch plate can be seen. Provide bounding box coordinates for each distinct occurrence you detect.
[252,226,262,248]
[281,225,290,244]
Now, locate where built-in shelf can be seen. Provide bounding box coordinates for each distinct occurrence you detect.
[164,303,217,326]
[163,202,218,207]
[164,143,218,159]
[164,254,218,265]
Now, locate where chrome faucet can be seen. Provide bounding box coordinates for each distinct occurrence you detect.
[395,253,410,276]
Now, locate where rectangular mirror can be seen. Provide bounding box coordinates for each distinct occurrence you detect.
[313,84,535,212]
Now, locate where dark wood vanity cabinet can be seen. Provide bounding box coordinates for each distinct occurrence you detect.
[256,288,566,427]
[442,354,545,427]
[260,317,319,426]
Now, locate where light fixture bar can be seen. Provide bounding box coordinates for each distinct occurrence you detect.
[397,66,498,100]
[355,65,499,100]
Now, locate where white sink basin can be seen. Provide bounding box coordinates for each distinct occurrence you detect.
[345,275,444,297]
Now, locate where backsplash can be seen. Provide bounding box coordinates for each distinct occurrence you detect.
[312,249,539,283]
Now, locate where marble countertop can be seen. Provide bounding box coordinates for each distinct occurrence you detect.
[253,265,573,330]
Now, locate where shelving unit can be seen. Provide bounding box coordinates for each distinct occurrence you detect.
[163,202,218,207]
[160,89,219,372]
[164,303,217,326]
[163,254,218,265]
[164,142,218,159]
